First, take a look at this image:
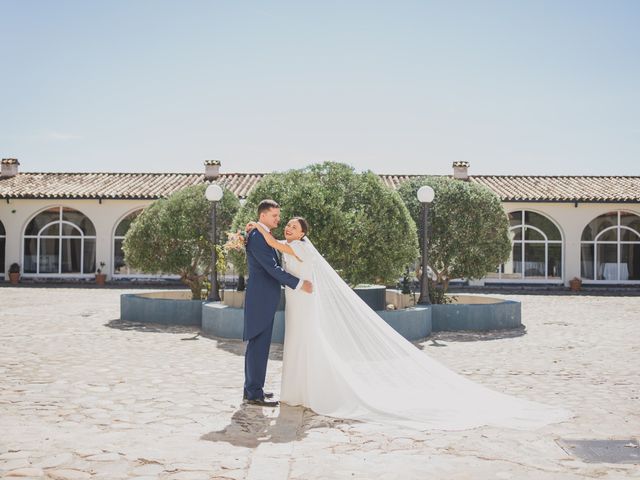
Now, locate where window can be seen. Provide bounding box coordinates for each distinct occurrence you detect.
[580,211,640,281]
[0,220,5,276]
[488,210,563,281]
[23,207,96,275]
[113,210,144,276]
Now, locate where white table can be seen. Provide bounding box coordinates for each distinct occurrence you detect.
[600,263,629,280]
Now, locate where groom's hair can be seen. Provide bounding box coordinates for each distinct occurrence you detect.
[257,199,280,216]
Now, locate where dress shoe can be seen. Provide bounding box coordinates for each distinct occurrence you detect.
[245,398,279,407]
[243,391,274,400]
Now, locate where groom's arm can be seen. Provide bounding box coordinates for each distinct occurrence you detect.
[247,230,301,290]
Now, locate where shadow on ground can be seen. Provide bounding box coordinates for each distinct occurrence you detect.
[421,326,527,347]
[200,403,357,448]
[105,319,527,358]
[104,319,282,360]
[104,318,201,335]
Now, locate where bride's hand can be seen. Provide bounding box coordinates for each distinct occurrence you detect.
[245,222,258,234]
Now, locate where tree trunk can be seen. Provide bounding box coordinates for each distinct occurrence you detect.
[181,274,202,300]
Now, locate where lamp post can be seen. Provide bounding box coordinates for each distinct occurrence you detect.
[417,185,435,305]
[205,184,224,302]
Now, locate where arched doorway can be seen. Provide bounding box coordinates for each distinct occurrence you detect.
[23,206,96,275]
[490,210,563,281]
[581,211,640,281]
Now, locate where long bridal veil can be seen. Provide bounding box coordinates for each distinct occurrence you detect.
[301,239,571,431]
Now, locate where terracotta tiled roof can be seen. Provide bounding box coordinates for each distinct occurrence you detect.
[0,172,265,200]
[469,175,640,202]
[0,171,638,203]
[381,174,640,202]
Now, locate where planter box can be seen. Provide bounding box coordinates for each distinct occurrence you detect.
[431,296,521,331]
[223,289,245,308]
[353,285,386,311]
[385,289,417,310]
[202,303,286,343]
[221,288,285,310]
[120,291,203,326]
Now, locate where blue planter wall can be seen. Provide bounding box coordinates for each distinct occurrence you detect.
[120,293,203,326]
[121,292,521,343]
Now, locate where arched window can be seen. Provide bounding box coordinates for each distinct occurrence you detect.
[0,220,5,276]
[581,211,640,281]
[113,210,143,276]
[490,210,563,281]
[23,207,96,275]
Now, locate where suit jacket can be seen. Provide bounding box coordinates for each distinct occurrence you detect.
[243,229,300,340]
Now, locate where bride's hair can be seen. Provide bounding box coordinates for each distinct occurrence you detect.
[291,217,309,241]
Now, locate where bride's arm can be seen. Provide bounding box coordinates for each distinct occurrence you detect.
[246,222,303,262]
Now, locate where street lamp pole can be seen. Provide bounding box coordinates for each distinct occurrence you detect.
[417,186,435,305]
[205,184,224,302]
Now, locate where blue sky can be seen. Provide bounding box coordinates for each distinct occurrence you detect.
[1,0,639,175]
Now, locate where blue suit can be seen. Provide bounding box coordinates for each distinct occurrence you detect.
[243,228,300,400]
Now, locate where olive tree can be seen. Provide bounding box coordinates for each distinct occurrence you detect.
[123,184,240,299]
[397,176,511,292]
[232,162,419,286]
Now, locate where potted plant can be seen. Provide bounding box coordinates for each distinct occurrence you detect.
[8,263,20,285]
[95,261,107,286]
[569,276,582,292]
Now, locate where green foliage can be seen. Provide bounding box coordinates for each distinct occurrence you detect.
[397,176,511,298]
[232,162,419,286]
[399,266,414,294]
[225,239,248,282]
[428,280,454,304]
[123,184,239,299]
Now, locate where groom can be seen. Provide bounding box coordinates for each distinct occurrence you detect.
[243,199,313,407]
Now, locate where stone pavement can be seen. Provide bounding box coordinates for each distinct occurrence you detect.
[0,287,638,480]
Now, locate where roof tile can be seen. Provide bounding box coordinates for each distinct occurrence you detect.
[0,172,638,203]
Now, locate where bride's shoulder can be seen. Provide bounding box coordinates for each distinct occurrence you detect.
[288,239,309,257]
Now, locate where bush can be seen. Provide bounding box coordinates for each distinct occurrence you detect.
[397,176,511,297]
[123,184,239,299]
[232,162,419,286]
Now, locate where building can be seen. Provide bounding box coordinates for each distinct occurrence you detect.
[1,159,639,286]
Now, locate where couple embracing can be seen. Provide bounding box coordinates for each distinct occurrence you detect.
[241,199,571,431]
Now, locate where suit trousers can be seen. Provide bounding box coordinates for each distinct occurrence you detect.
[243,320,275,400]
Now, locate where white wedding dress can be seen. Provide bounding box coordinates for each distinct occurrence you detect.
[279,239,571,431]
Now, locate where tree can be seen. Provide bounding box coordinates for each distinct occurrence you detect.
[123,184,240,299]
[232,162,419,286]
[397,176,511,293]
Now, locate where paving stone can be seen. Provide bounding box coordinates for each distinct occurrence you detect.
[84,453,122,462]
[0,459,31,471]
[73,449,104,458]
[32,452,73,469]
[1,289,640,479]
[166,472,212,480]
[2,467,45,477]
[46,469,91,480]
[0,451,33,460]
[131,463,166,475]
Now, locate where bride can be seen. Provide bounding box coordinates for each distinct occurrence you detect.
[247,218,571,431]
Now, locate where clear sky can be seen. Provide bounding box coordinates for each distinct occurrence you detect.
[1,0,639,176]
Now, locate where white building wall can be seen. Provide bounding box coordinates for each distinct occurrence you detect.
[1,198,151,279]
[500,202,640,286]
[2,197,639,285]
